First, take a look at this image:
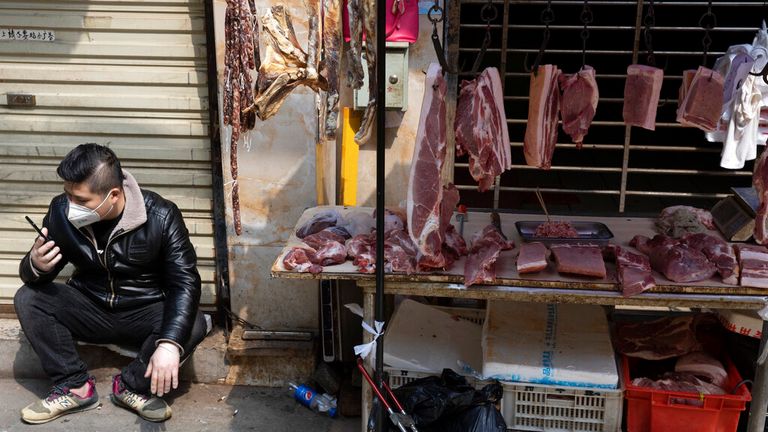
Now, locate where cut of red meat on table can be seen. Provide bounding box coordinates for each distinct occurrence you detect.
[659,206,715,230]
[681,233,739,285]
[735,243,768,261]
[443,224,468,260]
[739,258,768,288]
[384,229,418,274]
[623,64,664,131]
[675,351,728,387]
[677,66,724,132]
[314,240,347,266]
[283,247,322,274]
[630,235,717,283]
[550,244,606,278]
[347,234,376,273]
[558,65,599,147]
[464,225,514,287]
[516,242,548,274]
[407,63,451,270]
[295,209,342,238]
[754,149,768,245]
[605,244,656,297]
[454,67,511,192]
[524,64,561,169]
[302,228,348,250]
[615,316,701,360]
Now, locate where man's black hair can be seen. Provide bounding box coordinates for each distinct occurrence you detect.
[57,144,125,195]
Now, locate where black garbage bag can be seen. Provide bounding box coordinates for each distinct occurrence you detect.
[367,369,506,432]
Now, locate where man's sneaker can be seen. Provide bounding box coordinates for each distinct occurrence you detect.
[20,376,99,424]
[110,374,171,422]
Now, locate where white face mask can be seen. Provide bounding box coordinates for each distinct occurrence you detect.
[67,192,113,229]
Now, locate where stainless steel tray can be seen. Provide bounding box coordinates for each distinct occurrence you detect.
[515,221,614,246]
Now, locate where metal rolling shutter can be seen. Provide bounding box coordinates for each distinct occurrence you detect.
[0,0,215,308]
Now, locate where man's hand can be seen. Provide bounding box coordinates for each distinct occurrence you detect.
[30,227,61,273]
[144,342,180,397]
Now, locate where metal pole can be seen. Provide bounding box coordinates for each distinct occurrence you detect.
[203,0,232,338]
[747,320,768,432]
[374,0,387,429]
[619,0,644,213]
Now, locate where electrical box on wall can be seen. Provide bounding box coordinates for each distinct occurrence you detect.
[354,41,409,111]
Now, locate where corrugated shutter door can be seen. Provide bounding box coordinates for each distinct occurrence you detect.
[0,0,216,308]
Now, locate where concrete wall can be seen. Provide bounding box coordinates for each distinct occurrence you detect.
[214,0,319,332]
[215,1,443,333]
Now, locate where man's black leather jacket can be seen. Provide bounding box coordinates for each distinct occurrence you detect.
[19,171,201,349]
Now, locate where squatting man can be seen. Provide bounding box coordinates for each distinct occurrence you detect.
[14,144,207,424]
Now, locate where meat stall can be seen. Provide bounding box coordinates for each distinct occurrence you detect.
[251,1,768,431]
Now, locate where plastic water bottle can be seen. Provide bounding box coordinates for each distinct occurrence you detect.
[288,382,338,418]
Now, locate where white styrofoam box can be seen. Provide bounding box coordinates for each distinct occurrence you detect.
[482,302,619,389]
[384,299,483,373]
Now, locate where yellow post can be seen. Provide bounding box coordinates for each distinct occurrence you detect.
[340,107,361,207]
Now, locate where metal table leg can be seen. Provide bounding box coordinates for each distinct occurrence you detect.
[748,320,768,432]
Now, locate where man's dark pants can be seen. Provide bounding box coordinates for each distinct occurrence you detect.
[14,282,207,394]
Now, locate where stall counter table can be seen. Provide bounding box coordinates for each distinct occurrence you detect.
[271,206,768,432]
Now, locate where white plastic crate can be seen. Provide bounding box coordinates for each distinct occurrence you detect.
[501,381,623,432]
[385,367,443,388]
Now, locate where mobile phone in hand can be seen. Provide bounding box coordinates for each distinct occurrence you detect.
[25,216,50,242]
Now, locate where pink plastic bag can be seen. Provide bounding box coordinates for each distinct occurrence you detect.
[342,0,419,43]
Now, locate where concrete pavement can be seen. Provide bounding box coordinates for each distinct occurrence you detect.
[0,378,360,432]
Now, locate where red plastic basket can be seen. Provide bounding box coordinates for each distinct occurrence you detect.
[623,355,751,432]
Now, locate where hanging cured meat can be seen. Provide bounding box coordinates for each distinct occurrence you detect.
[345,0,365,89]
[558,65,599,148]
[320,0,342,138]
[353,0,377,145]
[677,66,724,132]
[454,67,511,192]
[407,63,453,269]
[623,64,664,131]
[523,65,561,169]
[223,0,258,235]
[252,3,327,121]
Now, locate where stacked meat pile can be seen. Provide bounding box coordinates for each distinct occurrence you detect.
[283,206,468,275]
[735,244,768,288]
[614,315,732,403]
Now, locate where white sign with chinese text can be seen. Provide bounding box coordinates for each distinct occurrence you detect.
[0,29,55,42]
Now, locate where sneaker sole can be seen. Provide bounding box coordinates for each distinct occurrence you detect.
[21,399,101,425]
[109,394,171,423]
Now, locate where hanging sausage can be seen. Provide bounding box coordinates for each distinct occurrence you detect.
[223,0,258,235]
